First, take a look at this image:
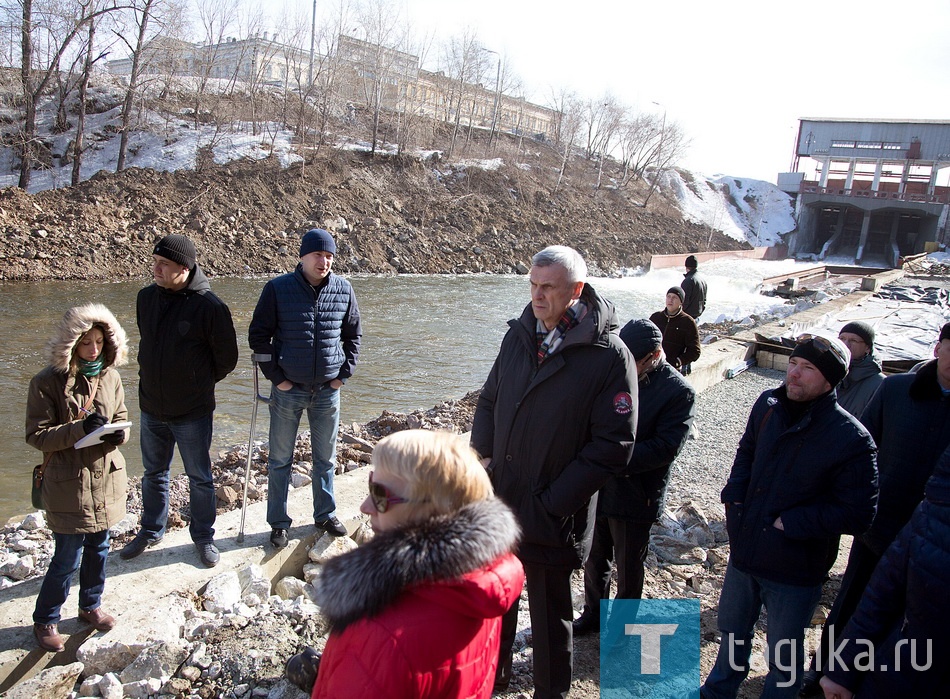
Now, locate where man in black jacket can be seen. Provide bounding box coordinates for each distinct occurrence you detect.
[650,286,701,374]
[701,335,877,699]
[121,234,238,568]
[682,254,708,320]
[471,245,637,699]
[800,322,950,696]
[574,318,696,635]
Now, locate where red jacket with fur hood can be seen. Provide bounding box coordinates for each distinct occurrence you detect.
[311,498,524,699]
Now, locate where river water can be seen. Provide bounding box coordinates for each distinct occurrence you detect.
[0,266,799,522]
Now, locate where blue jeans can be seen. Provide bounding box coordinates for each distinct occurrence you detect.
[702,562,822,699]
[34,530,110,624]
[266,383,340,529]
[140,411,216,544]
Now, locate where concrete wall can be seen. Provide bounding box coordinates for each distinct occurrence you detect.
[649,247,784,271]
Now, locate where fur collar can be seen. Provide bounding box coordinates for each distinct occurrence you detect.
[315,497,520,632]
[46,303,129,374]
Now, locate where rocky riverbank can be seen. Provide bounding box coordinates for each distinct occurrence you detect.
[0,156,747,282]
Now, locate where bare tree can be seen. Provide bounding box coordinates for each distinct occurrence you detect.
[347,0,406,155]
[12,0,130,189]
[617,111,663,187]
[115,0,161,171]
[71,9,110,184]
[640,118,689,207]
[440,28,482,159]
[392,26,433,156]
[547,87,582,194]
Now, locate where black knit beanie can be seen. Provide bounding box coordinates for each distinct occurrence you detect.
[667,286,685,304]
[790,336,850,388]
[153,234,197,270]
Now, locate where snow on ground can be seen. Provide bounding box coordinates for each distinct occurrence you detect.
[0,86,301,193]
[660,168,796,245]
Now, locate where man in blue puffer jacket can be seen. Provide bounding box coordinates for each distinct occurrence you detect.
[819,443,950,698]
[249,229,362,548]
[701,335,878,699]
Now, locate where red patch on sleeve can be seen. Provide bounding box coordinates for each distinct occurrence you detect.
[613,392,633,415]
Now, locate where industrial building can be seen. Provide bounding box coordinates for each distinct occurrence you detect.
[778,118,950,266]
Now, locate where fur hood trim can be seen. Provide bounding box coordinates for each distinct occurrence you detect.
[46,303,129,373]
[316,497,520,631]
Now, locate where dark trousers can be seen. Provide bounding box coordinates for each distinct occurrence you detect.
[496,562,573,699]
[810,538,882,674]
[583,516,652,615]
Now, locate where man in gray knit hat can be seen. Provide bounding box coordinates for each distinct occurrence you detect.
[835,320,885,418]
[122,234,238,568]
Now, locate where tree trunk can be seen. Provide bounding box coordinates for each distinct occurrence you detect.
[72,20,97,186]
[118,0,155,172]
[18,0,35,190]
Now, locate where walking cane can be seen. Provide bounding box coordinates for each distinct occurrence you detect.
[237,353,271,543]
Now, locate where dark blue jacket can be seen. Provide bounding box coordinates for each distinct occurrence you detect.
[858,358,950,555]
[248,267,361,389]
[598,358,695,522]
[823,445,950,696]
[722,387,878,586]
[137,265,238,420]
[471,284,638,568]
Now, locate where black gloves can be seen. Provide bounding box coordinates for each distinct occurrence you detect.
[82,412,109,434]
[101,432,124,446]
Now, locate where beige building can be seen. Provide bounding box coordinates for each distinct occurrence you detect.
[107,33,558,141]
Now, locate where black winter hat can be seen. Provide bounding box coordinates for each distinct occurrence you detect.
[153,234,197,270]
[620,319,664,360]
[685,255,698,269]
[839,321,875,350]
[790,335,851,388]
[941,322,950,343]
[300,229,337,257]
[667,286,685,304]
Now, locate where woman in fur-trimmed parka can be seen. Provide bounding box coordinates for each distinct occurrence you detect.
[26,303,130,652]
[306,430,525,699]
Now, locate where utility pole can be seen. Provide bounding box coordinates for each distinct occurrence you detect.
[307,0,316,86]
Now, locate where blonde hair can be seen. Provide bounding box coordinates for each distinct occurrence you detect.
[371,430,492,516]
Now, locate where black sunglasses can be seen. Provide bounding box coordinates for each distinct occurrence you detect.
[368,471,410,513]
[795,333,848,365]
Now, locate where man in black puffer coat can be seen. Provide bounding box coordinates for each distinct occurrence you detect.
[701,335,878,699]
[472,245,637,699]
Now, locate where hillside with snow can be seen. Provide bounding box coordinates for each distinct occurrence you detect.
[0,79,796,253]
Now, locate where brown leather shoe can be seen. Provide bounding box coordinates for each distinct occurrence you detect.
[78,607,116,631]
[34,623,65,652]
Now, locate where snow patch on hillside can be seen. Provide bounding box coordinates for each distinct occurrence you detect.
[660,169,796,246]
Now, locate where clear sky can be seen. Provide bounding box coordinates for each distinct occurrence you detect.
[260,0,950,183]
